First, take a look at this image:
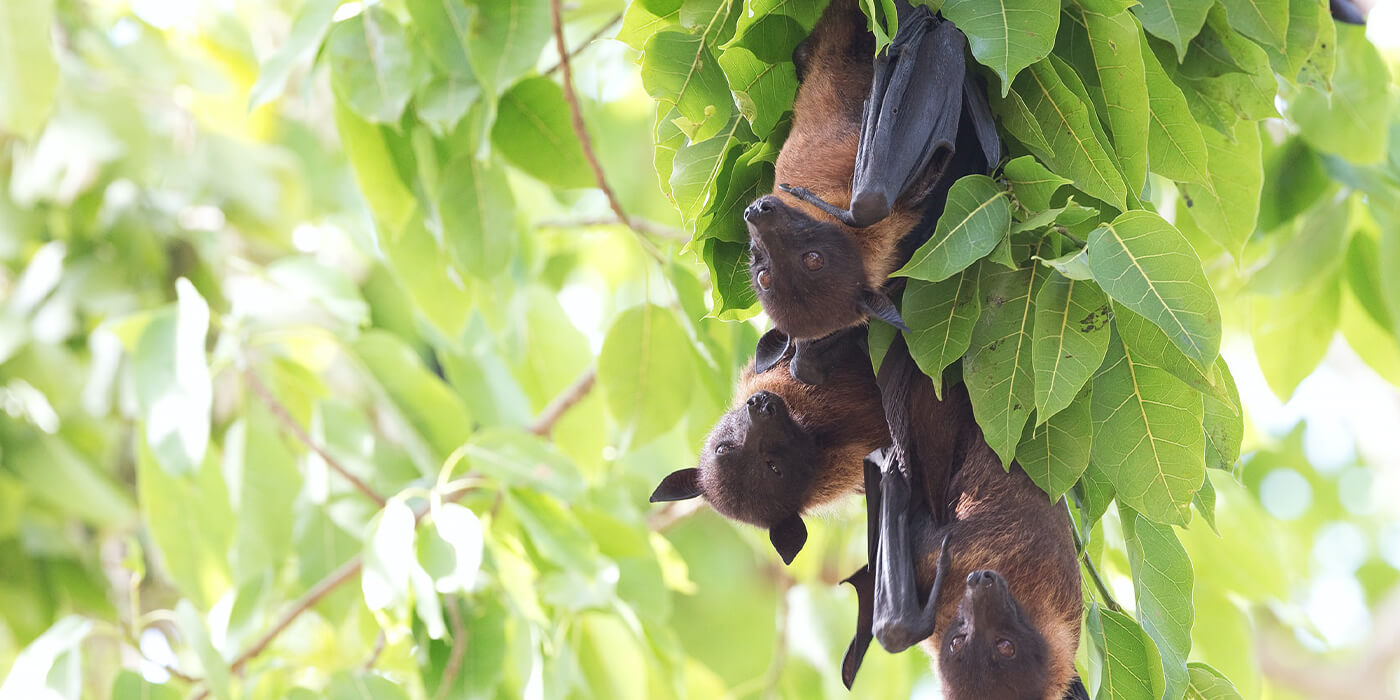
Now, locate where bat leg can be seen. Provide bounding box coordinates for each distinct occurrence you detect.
[870,449,948,653]
[777,183,861,227]
[840,565,875,689]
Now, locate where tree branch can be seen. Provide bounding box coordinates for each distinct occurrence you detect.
[244,368,387,507]
[527,367,597,437]
[542,12,622,76]
[433,597,469,700]
[536,217,689,242]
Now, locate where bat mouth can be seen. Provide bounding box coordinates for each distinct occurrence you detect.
[746,390,785,420]
[744,195,785,226]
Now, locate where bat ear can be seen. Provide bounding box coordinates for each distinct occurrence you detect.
[860,288,909,333]
[753,329,790,374]
[649,468,702,503]
[769,514,808,565]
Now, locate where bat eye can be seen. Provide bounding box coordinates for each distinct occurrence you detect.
[996,639,1015,658]
[949,634,966,652]
[768,461,782,476]
[756,268,772,290]
[715,444,730,455]
[802,251,824,271]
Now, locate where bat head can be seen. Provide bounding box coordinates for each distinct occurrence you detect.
[743,195,902,339]
[937,570,1053,700]
[649,388,817,564]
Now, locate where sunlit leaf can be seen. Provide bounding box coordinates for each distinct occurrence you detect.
[904,267,980,397]
[1121,505,1194,700]
[249,0,339,109]
[598,304,696,446]
[0,0,57,139]
[1290,24,1393,164]
[1250,273,1341,401]
[326,7,427,124]
[942,0,1059,94]
[1003,155,1070,212]
[1086,604,1167,700]
[897,175,1012,281]
[492,77,593,188]
[133,279,212,477]
[464,0,551,96]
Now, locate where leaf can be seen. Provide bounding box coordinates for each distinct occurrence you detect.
[703,237,759,317]
[111,670,181,700]
[1073,8,1150,193]
[266,256,371,329]
[0,617,91,700]
[491,77,593,188]
[7,435,135,531]
[1132,0,1211,61]
[1003,155,1069,212]
[223,406,302,584]
[1090,331,1205,525]
[641,30,734,138]
[1038,247,1093,281]
[465,430,586,501]
[510,488,602,573]
[1087,605,1168,700]
[416,75,482,136]
[1193,469,1218,533]
[249,0,339,109]
[327,672,411,700]
[1033,274,1111,421]
[990,88,1054,154]
[334,101,417,231]
[1017,386,1091,501]
[1178,120,1262,259]
[1297,1,1335,91]
[380,215,474,339]
[1264,0,1321,81]
[362,499,417,611]
[464,0,551,96]
[1121,506,1195,700]
[941,0,1059,94]
[897,175,1012,281]
[598,304,696,446]
[1250,273,1341,401]
[1257,136,1331,233]
[354,330,474,461]
[424,503,484,593]
[176,600,231,700]
[1244,195,1350,296]
[0,0,57,139]
[326,7,426,124]
[1140,36,1210,185]
[438,154,517,281]
[1290,24,1393,164]
[407,0,477,77]
[133,279,212,476]
[965,259,1044,467]
[1186,662,1245,700]
[1219,0,1288,48]
[1013,60,1127,208]
[904,267,981,397]
[1113,303,1226,402]
[717,46,798,138]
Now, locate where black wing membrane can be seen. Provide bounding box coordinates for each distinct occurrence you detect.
[781,5,974,228]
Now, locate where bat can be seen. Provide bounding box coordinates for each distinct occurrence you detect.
[649,328,887,564]
[743,0,998,345]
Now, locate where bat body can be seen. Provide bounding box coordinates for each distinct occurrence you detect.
[843,336,1084,700]
[744,0,998,343]
[649,330,887,564]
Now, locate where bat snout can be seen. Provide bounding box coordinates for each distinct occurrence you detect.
[744,195,782,223]
[746,390,779,419]
[966,570,1002,589]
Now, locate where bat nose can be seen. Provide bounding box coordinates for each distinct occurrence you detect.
[967,570,998,588]
[744,195,779,223]
[747,390,776,417]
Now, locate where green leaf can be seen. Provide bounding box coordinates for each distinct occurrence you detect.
[1257,136,1332,233]
[990,88,1054,154]
[1017,386,1091,501]
[1202,360,1242,471]
[0,0,58,139]
[176,600,231,700]
[111,670,181,700]
[1090,331,1205,525]
[354,330,474,462]
[416,75,483,136]
[7,436,135,530]
[1037,247,1093,281]
[133,279,212,476]
[1244,194,1350,296]
[1140,38,1210,184]
[703,237,760,317]
[904,267,981,398]
[1132,0,1211,61]
[641,30,734,138]
[334,101,417,231]
[965,259,1044,467]
[249,0,339,109]
[1290,24,1393,164]
[438,154,517,281]
[1186,662,1245,700]
[1077,459,1117,528]
[1033,274,1111,420]
[896,175,1012,281]
[381,215,474,339]
[1087,604,1168,700]
[510,488,602,573]
[422,503,484,593]
[266,256,371,329]
[598,304,696,446]
[1178,120,1262,258]
[1121,505,1195,700]
[1193,468,1218,533]
[407,0,477,77]
[465,430,586,501]
[617,1,679,51]
[1297,1,1335,91]
[1250,274,1341,401]
[223,406,302,583]
[326,7,426,124]
[1113,303,1226,402]
[1379,210,1400,336]
[1073,8,1150,193]
[1264,0,1321,81]
[0,617,91,700]
[362,499,417,611]
[464,0,551,96]
[1218,0,1288,48]
[1012,60,1127,208]
[942,0,1059,94]
[1003,155,1070,212]
[327,671,411,700]
[717,46,798,138]
[1088,211,1221,369]
[491,77,593,188]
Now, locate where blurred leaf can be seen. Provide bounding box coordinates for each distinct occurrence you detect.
[111,670,181,700]
[439,154,517,281]
[464,0,551,96]
[362,499,416,611]
[6,436,134,530]
[138,444,234,608]
[896,175,1012,281]
[1178,120,1263,260]
[1244,194,1350,296]
[327,672,410,700]
[1257,137,1331,233]
[0,616,90,700]
[132,280,212,477]
[1186,662,1244,700]
[1217,0,1287,49]
[1017,386,1091,501]
[492,77,593,188]
[1290,24,1392,164]
[1090,331,1205,525]
[598,304,696,447]
[326,7,427,124]
[1033,274,1111,421]
[407,0,477,77]
[335,102,417,231]
[355,330,474,463]
[425,503,484,593]
[249,0,339,109]
[0,0,57,139]
[965,259,1044,466]
[1086,604,1167,700]
[223,407,302,583]
[267,256,371,329]
[1121,505,1194,700]
[903,266,980,397]
[942,0,1058,93]
[510,488,601,573]
[421,596,507,699]
[466,430,585,500]
[1250,273,1341,401]
[175,600,230,700]
[1202,359,1242,471]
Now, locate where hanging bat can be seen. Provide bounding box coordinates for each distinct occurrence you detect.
[648,328,888,564]
[744,0,999,344]
[841,336,1085,700]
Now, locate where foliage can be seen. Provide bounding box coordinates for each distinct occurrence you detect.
[0,0,1397,698]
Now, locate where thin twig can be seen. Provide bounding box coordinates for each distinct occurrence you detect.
[232,557,364,675]
[362,631,386,670]
[1066,507,1122,613]
[536,217,689,242]
[244,369,387,507]
[527,367,597,437]
[433,597,469,700]
[543,12,623,76]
